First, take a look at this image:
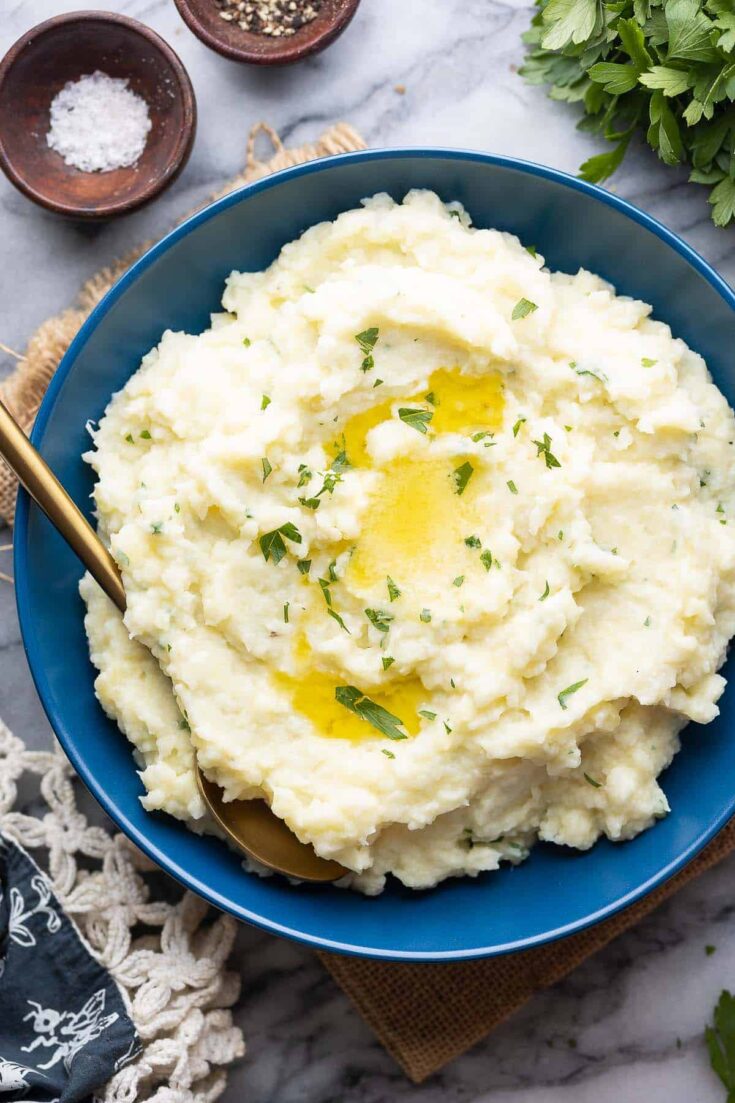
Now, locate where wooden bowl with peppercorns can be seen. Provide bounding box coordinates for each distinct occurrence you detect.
[0,11,196,219]
[173,0,360,64]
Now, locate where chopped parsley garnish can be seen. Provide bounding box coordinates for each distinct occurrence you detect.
[297,465,312,488]
[298,496,321,510]
[644,615,651,627]
[318,577,333,606]
[387,575,401,602]
[242,337,251,347]
[525,244,537,257]
[259,522,302,565]
[261,457,273,482]
[419,709,437,721]
[512,298,538,321]
[583,773,601,788]
[453,575,465,587]
[125,433,134,443]
[261,394,271,410]
[327,609,350,633]
[452,461,474,496]
[558,530,564,541]
[480,550,493,571]
[174,503,180,513]
[706,945,717,956]
[355,327,379,372]
[558,679,588,710]
[443,720,452,734]
[151,522,163,535]
[717,503,725,514]
[373,378,384,388]
[178,717,190,732]
[507,480,518,494]
[573,365,608,384]
[283,602,290,623]
[365,608,393,634]
[471,430,495,446]
[539,580,550,601]
[642,358,657,367]
[335,685,407,740]
[399,407,433,434]
[532,433,561,469]
[425,391,437,406]
[512,416,527,437]
[420,608,432,623]
[382,656,395,670]
[140,429,152,440]
[465,534,481,548]
[297,559,311,575]
[381,749,396,759]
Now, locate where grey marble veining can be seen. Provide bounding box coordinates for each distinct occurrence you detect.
[1,0,734,1099]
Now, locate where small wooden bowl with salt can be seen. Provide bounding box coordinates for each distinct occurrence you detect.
[0,12,197,219]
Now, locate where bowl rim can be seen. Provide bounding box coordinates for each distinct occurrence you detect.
[14,146,735,960]
[0,10,197,219]
[172,0,361,65]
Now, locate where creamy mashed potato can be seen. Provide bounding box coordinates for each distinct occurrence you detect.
[81,190,735,894]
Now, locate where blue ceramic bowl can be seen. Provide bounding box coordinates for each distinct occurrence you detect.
[15,149,735,961]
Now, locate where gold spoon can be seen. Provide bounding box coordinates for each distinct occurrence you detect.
[0,397,345,883]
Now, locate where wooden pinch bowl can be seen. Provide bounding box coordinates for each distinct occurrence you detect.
[0,11,197,219]
[173,0,360,65]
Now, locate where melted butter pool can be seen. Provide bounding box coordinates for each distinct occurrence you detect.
[341,368,504,602]
[275,667,426,742]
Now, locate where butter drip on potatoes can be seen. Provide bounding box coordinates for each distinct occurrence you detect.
[81,190,735,894]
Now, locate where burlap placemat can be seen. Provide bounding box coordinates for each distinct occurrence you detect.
[1,121,733,1085]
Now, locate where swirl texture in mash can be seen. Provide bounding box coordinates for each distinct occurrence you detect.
[81,190,735,894]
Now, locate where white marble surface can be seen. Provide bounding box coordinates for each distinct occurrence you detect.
[1,0,735,1099]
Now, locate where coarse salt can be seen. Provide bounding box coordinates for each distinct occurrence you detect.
[47,70,151,173]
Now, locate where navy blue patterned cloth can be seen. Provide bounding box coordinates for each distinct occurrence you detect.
[0,833,140,1102]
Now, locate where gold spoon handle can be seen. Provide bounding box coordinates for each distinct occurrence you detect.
[0,398,126,613]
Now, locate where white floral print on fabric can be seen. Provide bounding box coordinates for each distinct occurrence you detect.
[0,833,137,1102]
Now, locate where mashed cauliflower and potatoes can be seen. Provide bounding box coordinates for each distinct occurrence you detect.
[81,190,735,894]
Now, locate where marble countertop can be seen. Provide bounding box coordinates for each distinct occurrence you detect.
[1,1,735,1100]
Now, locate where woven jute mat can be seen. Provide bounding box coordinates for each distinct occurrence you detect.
[2,122,734,1084]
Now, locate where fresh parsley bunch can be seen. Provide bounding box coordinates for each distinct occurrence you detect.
[521,0,735,225]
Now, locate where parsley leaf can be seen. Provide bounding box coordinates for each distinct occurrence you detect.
[512,298,538,320]
[583,772,602,788]
[513,416,527,437]
[355,327,379,371]
[480,549,493,571]
[259,523,302,565]
[261,394,271,410]
[532,432,562,469]
[335,685,408,740]
[706,990,735,1096]
[262,457,273,482]
[399,407,433,434]
[452,461,475,495]
[382,656,395,670]
[465,534,481,548]
[365,608,393,634]
[539,580,550,600]
[420,608,432,623]
[387,575,401,602]
[558,678,588,709]
[297,558,312,575]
